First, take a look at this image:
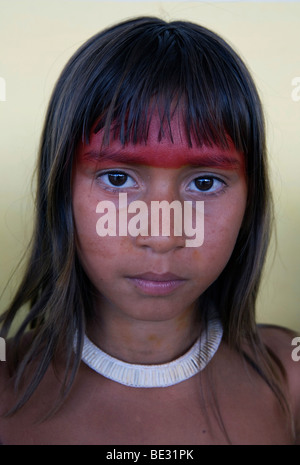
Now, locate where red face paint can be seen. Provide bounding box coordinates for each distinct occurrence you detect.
[76,114,245,172]
[80,146,242,170]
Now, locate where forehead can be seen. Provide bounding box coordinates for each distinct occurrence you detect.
[77,113,244,170]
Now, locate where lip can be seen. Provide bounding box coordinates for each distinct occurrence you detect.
[127,272,186,296]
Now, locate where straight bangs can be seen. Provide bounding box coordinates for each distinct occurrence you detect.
[77,18,262,162]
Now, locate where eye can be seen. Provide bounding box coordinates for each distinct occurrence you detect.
[98,171,136,189]
[188,176,226,194]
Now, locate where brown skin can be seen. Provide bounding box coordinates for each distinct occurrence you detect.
[0,328,299,444]
[0,117,299,444]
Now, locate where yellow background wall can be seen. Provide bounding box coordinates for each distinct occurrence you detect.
[0,0,299,332]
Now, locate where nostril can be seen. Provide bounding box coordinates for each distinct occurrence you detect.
[135,232,186,254]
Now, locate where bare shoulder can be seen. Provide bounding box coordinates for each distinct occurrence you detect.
[0,341,14,445]
[0,333,37,443]
[258,324,300,444]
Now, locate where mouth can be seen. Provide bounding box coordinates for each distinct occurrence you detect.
[127,272,187,296]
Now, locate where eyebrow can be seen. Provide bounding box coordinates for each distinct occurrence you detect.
[81,148,241,169]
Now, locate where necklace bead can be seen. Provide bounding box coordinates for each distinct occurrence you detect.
[77,316,223,388]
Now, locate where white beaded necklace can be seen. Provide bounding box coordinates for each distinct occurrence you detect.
[78,317,223,388]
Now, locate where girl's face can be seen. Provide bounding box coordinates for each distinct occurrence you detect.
[72,114,247,323]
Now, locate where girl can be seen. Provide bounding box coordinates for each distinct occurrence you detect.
[0,16,299,445]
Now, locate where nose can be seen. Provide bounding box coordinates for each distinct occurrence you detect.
[136,233,185,253]
[134,199,186,253]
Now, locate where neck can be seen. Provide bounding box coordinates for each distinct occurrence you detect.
[79,311,223,389]
[86,299,201,365]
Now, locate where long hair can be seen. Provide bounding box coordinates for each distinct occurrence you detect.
[0,17,289,425]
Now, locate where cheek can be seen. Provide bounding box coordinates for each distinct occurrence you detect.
[73,196,130,287]
[74,205,118,263]
[193,199,246,275]
[72,181,134,279]
[73,184,104,269]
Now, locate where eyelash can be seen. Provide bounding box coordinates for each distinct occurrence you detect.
[96,171,137,192]
[96,170,227,196]
[187,176,227,196]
